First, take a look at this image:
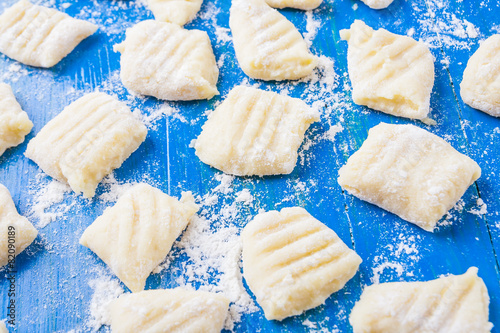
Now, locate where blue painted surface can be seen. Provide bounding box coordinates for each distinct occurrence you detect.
[0,0,499,332]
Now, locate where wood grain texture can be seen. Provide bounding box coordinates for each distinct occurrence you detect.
[0,0,499,332]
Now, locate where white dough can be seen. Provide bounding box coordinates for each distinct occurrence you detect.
[80,184,199,292]
[0,0,97,68]
[338,123,481,232]
[460,34,500,117]
[110,288,229,333]
[0,83,32,156]
[265,0,322,10]
[25,92,147,198]
[195,86,319,176]
[229,0,318,81]
[114,20,219,101]
[0,184,37,267]
[0,320,7,333]
[147,0,203,26]
[360,0,394,9]
[242,207,362,320]
[350,267,493,333]
[340,20,435,121]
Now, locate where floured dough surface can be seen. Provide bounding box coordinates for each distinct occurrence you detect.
[340,20,434,121]
[195,86,319,176]
[0,184,38,267]
[338,123,481,232]
[148,0,203,26]
[230,0,318,81]
[114,20,218,101]
[110,288,229,333]
[265,0,322,10]
[360,0,394,9]
[0,83,33,156]
[25,92,147,198]
[460,34,500,117]
[80,184,199,292]
[350,267,493,333]
[242,207,362,320]
[0,0,97,68]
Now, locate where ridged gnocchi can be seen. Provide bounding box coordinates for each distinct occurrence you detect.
[114,20,219,101]
[242,207,362,320]
[340,20,435,121]
[25,92,147,198]
[0,0,97,68]
[338,123,481,232]
[80,184,199,293]
[195,86,319,176]
[147,0,203,26]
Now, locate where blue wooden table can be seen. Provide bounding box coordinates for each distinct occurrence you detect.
[1,0,499,332]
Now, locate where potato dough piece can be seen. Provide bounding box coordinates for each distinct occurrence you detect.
[114,20,218,101]
[148,0,203,26]
[0,321,6,333]
[25,92,147,198]
[460,34,500,117]
[242,207,362,320]
[0,83,32,156]
[360,0,394,9]
[338,123,481,232]
[195,86,319,176]
[350,267,493,333]
[265,0,322,10]
[340,20,435,121]
[110,288,229,333]
[0,184,37,267]
[0,0,97,68]
[230,0,318,81]
[80,184,199,292]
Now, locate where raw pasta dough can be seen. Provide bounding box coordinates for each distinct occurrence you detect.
[195,86,319,176]
[0,0,97,68]
[110,288,229,333]
[0,83,32,156]
[340,20,435,121]
[242,207,362,320]
[147,0,203,26]
[265,0,322,10]
[0,184,37,267]
[230,0,317,81]
[360,0,394,9]
[25,92,147,198]
[350,267,493,333]
[80,183,198,292]
[114,20,218,101]
[460,34,500,117]
[338,123,481,232]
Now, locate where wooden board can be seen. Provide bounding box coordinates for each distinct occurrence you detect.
[0,0,499,331]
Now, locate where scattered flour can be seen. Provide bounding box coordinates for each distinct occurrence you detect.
[29,174,73,228]
[97,174,137,203]
[469,198,488,216]
[303,11,322,47]
[86,273,124,331]
[371,262,405,284]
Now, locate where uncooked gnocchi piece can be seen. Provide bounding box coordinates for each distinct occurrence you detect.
[359,0,394,9]
[242,207,362,320]
[147,0,203,26]
[195,86,319,176]
[229,0,318,81]
[110,288,229,333]
[338,123,481,232]
[350,267,493,333]
[25,92,147,198]
[340,20,435,121]
[0,184,37,267]
[80,183,198,292]
[0,83,33,156]
[265,0,322,10]
[114,20,218,101]
[0,0,97,68]
[0,321,6,333]
[460,34,500,117]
